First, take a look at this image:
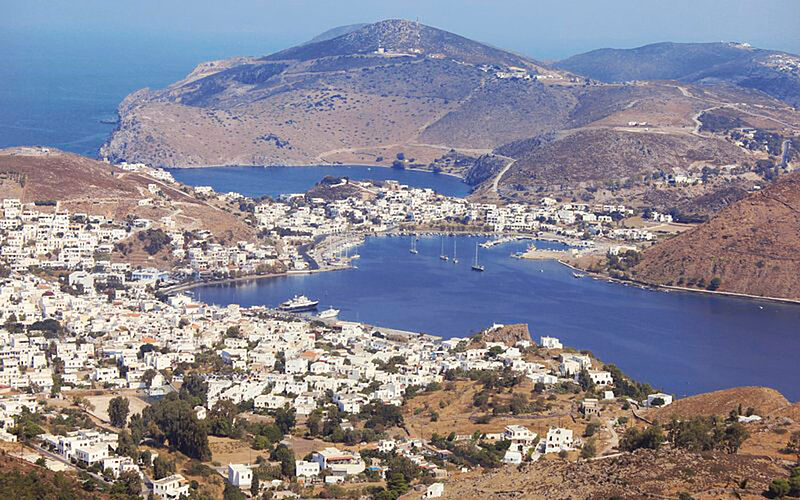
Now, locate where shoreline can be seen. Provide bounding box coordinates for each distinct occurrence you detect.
[160,267,353,295]
[164,162,469,181]
[555,259,800,306]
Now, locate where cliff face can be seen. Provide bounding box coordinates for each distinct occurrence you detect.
[631,171,800,301]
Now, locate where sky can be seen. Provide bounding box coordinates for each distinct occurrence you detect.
[3,0,800,60]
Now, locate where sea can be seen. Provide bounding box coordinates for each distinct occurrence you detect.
[189,234,800,401]
[4,31,799,401]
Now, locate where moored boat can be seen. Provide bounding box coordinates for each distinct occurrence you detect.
[279,295,319,312]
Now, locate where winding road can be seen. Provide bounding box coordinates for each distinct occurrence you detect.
[491,156,516,194]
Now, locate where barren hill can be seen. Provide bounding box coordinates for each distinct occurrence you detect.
[102,20,800,217]
[650,387,790,421]
[630,170,800,300]
[101,19,559,169]
[556,41,800,107]
[429,448,785,500]
[0,147,254,243]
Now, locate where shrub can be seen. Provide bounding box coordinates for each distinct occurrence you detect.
[769,479,790,498]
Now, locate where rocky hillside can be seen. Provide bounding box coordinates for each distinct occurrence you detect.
[471,323,532,347]
[102,20,800,217]
[0,147,254,243]
[101,19,559,169]
[631,171,800,300]
[650,387,790,420]
[556,41,800,107]
[431,448,785,499]
[0,450,111,500]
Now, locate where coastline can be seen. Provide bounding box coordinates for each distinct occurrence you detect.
[163,162,468,181]
[159,267,353,296]
[555,259,800,306]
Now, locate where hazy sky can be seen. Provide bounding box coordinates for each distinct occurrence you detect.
[4,0,800,59]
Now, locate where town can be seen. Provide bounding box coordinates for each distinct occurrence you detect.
[0,158,680,293]
[0,257,685,499]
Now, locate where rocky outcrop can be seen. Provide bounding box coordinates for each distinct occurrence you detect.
[472,323,532,347]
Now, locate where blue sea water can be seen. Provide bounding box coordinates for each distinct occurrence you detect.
[4,31,799,401]
[191,235,800,401]
[169,166,471,198]
[0,32,283,156]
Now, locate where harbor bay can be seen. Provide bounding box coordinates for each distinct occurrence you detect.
[190,235,800,401]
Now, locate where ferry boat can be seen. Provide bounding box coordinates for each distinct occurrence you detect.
[471,242,485,272]
[279,295,319,312]
[318,307,340,319]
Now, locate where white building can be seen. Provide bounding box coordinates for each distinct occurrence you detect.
[151,474,190,500]
[425,483,445,498]
[646,393,673,407]
[295,460,321,478]
[312,447,366,477]
[587,370,613,386]
[228,463,252,489]
[540,336,562,349]
[545,427,574,453]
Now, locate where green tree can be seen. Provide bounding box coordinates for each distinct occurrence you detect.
[108,396,130,428]
[270,444,295,478]
[180,373,209,406]
[223,480,246,500]
[306,413,321,436]
[209,399,241,438]
[620,424,665,452]
[786,431,800,454]
[110,469,142,498]
[250,474,260,497]
[142,394,211,460]
[386,471,410,498]
[789,475,800,497]
[116,430,138,458]
[153,456,176,480]
[722,422,749,453]
[581,439,597,459]
[274,407,296,435]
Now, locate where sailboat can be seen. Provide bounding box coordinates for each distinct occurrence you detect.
[452,238,459,264]
[410,237,419,254]
[439,236,448,261]
[471,242,485,272]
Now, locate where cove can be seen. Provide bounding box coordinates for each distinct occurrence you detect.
[190,236,800,401]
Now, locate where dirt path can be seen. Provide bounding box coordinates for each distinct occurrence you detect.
[600,418,619,455]
[491,156,516,193]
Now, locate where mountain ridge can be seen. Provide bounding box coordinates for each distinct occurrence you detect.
[101,20,799,219]
[556,41,800,107]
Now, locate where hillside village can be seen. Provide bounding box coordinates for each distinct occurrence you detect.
[0,154,681,294]
[0,160,708,499]
[0,253,694,499]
